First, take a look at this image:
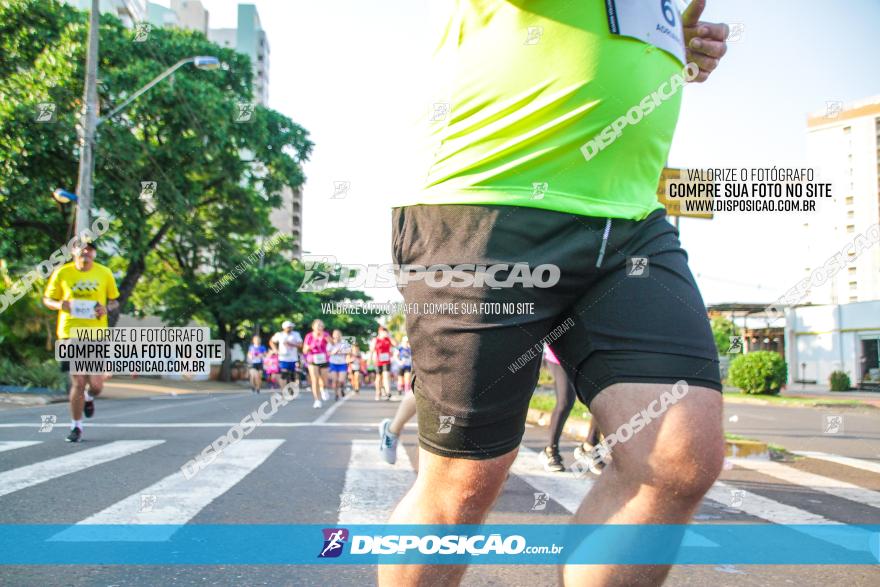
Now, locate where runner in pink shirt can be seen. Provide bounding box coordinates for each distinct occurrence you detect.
[303,319,331,408]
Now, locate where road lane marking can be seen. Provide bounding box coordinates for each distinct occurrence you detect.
[513,447,717,547]
[791,451,880,475]
[0,440,164,498]
[706,481,837,524]
[53,439,284,541]
[338,438,416,524]
[729,457,880,510]
[0,422,421,428]
[312,393,352,425]
[706,480,875,551]
[512,446,595,514]
[0,441,41,453]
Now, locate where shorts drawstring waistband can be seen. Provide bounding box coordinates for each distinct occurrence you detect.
[595,218,612,268]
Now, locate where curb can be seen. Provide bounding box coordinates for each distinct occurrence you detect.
[722,395,878,409]
[0,393,67,407]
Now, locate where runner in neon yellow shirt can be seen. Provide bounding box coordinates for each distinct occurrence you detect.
[385,2,731,586]
[43,240,119,443]
[396,0,712,220]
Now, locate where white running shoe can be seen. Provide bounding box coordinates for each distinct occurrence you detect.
[321,389,330,402]
[313,399,323,409]
[379,418,399,465]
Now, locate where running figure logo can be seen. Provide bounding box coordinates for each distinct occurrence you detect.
[438,415,455,434]
[626,256,649,278]
[823,415,843,434]
[331,181,351,199]
[299,255,338,292]
[235,101,255,123]
[729,489,744,508]
[524,26,543,45]
[140,181,157,198]
[337,492,355,513]
[824,100,843,119]
[531,182,548,200]
[35,102,56,122]
[727,336,743,354]
[139,494,157,513]
[430,102,450,122]
[39,415,56,433]
[531,492,549,511]
[726,22,745,42]
[318,528,349,558]
[133,22,152,42]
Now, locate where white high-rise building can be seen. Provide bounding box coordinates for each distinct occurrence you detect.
[209,5,301,258]
[803,96,880,304]
[208,4,269,106]
[64,0,146,27]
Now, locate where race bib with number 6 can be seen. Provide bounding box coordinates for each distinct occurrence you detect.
[312,353,327,364]
[379,352,391,363]
[70,299,97,319]
[605,0,686,66]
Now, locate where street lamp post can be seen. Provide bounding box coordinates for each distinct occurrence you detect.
[73,0,100,235]
[98,56,220,124]
[70,2,219,234]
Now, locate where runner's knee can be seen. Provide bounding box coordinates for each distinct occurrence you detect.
[418,450,515,518]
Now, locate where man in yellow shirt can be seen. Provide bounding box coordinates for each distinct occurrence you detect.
[43,240,120,443]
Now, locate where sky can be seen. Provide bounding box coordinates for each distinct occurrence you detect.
[170,0,880,305]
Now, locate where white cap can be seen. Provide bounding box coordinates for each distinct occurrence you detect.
[282,320,294,329]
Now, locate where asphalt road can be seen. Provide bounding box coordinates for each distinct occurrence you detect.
[0,389,878,586]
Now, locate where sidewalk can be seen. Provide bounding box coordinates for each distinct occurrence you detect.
[100,376,248,399]
[0,376,248,409]
[781,382,880,401]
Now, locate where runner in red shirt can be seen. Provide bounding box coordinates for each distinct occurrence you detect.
[372,326,395,401]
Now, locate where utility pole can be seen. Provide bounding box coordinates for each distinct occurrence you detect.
[74,0,100,234]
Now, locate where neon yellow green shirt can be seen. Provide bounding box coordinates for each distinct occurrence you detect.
[396,0,686,220]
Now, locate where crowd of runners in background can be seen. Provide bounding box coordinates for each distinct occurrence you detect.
[246,320,414,408]
[245,319,599,473]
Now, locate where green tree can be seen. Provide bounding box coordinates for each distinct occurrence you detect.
[710,315,738,355]
[0,0,312,320]
[132,238,378,379]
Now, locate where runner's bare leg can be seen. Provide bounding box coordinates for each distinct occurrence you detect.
[379,448,517,586]
[561,383,724,586]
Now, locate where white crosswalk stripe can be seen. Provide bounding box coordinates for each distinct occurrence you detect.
[705,481,838,524]
[338,438,416,524]
[729,457,880,510]
[0,440,164,498]
[511,446,595,513]
[791,451,880,475]
[4,430,879,545]
[0,440,42,453]
[52,439,284,541]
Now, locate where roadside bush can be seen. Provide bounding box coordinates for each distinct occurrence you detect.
[728,351,787,395]
[829,370,851,392]
[0,357,66,391]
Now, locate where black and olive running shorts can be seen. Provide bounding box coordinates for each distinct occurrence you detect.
[392,204,721,460]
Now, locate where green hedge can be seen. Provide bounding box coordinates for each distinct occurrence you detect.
[728,351,787,395]
[0,358,66,391]
[829,370,851,392]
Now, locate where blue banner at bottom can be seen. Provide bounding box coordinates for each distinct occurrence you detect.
[0,524,877,565]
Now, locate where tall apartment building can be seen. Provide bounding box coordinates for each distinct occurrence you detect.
[803,96,880,304]
[208,5,302,258]
[207,4,268,106]
[64,0,146,27]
